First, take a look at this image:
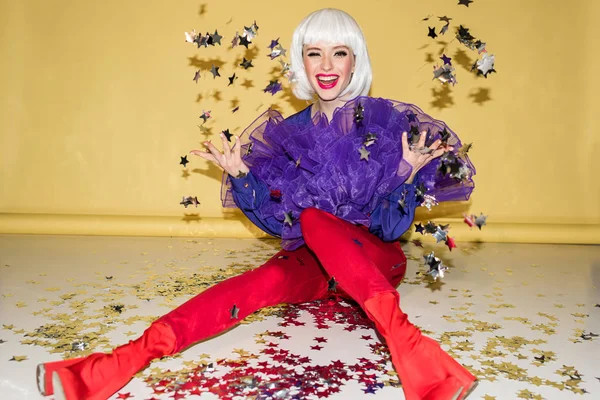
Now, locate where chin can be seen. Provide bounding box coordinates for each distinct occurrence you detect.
[317,92,341,101]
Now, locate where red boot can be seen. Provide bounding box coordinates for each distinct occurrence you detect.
[36,357,86,396]
[364,291,477,400]
[51,321,177,400]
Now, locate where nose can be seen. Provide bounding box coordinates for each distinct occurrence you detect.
[321,55,333,71]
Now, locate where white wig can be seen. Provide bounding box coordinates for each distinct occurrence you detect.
[290,8,372,101]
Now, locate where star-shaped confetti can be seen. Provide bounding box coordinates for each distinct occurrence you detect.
[222,129,233,142]
[421,194,439,211]
[328,277,338,291]
[432,226,448,243]
[263,80,282,95]
[211,30,223,45]
[230,304,239,319]
[238,35,250,48]
[415,223,425,234]
[433,64,457,85]
[358,146,370,161]
[423,251,448,280]
[210,64,220,78]
[424,221,438,234]
[284,211,293,227]
[475,213,487,229]
[473,53,496,77]
[364,132,377,147]
[240,58,253,69]
[180,196,200,208]
[353,103,364,124]
[428,27,437,39]
[199,110,211,123]
[228,73,238,86]
[445,236,456,251]
[180,155,189,168]
[184,29,197,43]
[458,142,473,155]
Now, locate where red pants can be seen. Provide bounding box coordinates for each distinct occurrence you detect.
[158,207,407,353]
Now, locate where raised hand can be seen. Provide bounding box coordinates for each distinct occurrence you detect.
[190,132,250,178]
[401,130,453,183]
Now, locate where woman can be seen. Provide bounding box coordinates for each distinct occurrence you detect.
[37,8,477,400]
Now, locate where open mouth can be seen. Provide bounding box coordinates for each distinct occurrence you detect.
[316,75,339,89]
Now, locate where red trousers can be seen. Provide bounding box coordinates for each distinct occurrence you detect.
[158,207,407,353]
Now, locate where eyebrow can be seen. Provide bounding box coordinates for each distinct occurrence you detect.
[304,45,349,51]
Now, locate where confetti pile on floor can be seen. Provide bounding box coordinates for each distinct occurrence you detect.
[0,234,598,399]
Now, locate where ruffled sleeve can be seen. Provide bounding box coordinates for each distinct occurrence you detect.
[369,178,420,242]
[229,171,283,238]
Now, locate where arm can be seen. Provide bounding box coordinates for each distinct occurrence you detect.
[369,178,420,242]
[229,171,283,238]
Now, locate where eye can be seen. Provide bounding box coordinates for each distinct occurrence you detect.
[307,52,320,57]
[335,51,348,57]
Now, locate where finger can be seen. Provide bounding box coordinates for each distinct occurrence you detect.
[428,139,442,152]
[203,141,224,164]
[233,135,241,158]
[418,130,427,148]
[190,150,218,164]
[431,148,446,159]
[220,132,231,158]
[401,132,409,154]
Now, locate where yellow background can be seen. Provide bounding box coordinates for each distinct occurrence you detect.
[1,0,599,244]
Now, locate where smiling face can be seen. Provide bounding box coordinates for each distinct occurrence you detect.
[302,42,355,104]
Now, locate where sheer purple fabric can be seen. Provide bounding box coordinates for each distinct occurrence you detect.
[221,96,475,250]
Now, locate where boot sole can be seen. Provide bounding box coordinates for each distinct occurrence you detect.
[52,371,67,400]
[36,364,46,396]
[460,379,479,400]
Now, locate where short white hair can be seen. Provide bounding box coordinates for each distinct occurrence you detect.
[290,8,372,101]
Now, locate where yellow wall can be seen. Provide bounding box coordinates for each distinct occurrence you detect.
[1,0,599,244]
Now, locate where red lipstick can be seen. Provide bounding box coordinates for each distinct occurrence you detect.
[316,74,339,90]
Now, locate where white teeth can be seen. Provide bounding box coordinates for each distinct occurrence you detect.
[318,76,338,82]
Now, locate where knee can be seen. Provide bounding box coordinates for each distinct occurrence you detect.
[257,263,289,288]
[299,207,326,236]
[299,207,322,224]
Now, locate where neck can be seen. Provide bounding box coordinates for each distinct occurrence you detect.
[311,97,349,122]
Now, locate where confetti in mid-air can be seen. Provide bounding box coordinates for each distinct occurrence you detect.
[199,110,211,124]
[423,251,448,280]
[263,80,283,95]
[180,196,200,208]
[180,155,189,168]
[463,212,487,229]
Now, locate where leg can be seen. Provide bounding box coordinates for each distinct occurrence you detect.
[41,246,331,399]
[300,207,405,308]
[157,246,330,353]
[300,208,477,400]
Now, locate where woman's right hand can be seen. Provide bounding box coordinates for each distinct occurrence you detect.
[190,132,250,178]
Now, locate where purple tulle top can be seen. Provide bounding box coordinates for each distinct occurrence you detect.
[221,96,475,250]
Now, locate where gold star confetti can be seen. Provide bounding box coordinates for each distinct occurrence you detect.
[516,389,543,399]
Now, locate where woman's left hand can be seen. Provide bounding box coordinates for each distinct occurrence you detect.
[401,130,453,183]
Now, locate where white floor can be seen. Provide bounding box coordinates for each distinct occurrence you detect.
[0,234,598,400]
